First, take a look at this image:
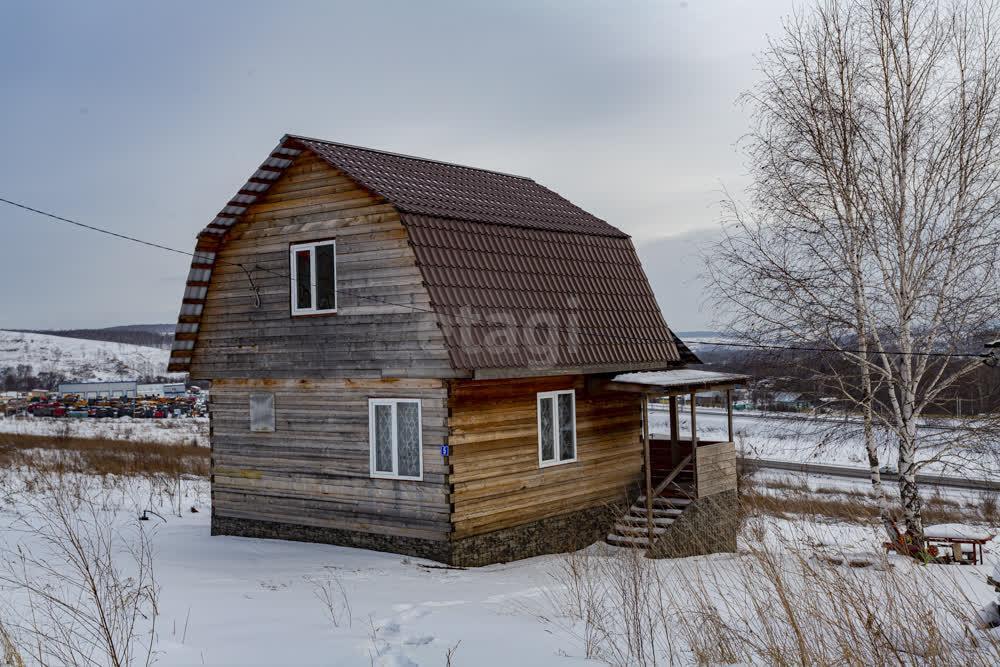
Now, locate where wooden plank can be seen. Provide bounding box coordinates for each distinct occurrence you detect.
[205,375,451,538]
[189,154,450,382]
[446,375,642,538]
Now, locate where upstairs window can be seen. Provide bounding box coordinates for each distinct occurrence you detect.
[369,398,423,480]
[537,390,576,467]
[290,240,337,315]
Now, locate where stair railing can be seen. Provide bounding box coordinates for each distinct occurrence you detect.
[646,453,693,544]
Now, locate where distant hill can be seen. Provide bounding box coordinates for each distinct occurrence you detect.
[675,330,725,341]
[11,323,174,349]
[0,330,179,388]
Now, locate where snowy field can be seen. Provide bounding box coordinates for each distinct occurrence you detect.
[4,403,998,479]
[0,330,176,381]
[0,468,996,666]
[0,414,208,446]
[651,404,1000,479]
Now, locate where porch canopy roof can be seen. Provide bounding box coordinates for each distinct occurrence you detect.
[602,369,750,395]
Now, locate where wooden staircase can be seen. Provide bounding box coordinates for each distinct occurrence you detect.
[606,454,695,551]
[606,495,693,548]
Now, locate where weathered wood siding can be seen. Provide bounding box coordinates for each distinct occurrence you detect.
[189,152,456,381]
[447,375,643,539]
[695,441,737,497]
[210,377,451,541]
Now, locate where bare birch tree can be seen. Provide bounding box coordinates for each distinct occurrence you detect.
[709,0,1000,542]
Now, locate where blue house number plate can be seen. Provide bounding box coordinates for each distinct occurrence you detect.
[440,445,450,457]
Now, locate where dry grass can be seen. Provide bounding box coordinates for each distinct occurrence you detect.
[743,473,997,527]
[979,491,999,524]
[742,491,994,525]
[0,433,209,478]
[548,514,1000,666]
[0,472,158,666]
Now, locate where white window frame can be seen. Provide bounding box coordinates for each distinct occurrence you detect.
[368,398,423,481]
[537,389,577,468]
[290,239,337,316]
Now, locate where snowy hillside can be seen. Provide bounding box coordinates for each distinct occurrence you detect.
[0,330,177,382]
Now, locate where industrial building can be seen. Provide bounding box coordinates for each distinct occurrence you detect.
[57,380,137,399]
[57,381,188,399]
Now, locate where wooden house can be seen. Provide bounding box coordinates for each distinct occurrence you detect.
[167,135,747,566]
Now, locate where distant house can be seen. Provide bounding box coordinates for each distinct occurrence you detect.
[168,135,748,566]
[770,391,810,411]
[693,388,747,408]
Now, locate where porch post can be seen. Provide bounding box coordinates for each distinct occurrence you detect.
[642,393,654,545]
[668,395,679,465]
[726,388,734,443]
[690,391,698,498]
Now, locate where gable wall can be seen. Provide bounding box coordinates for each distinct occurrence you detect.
[194,152,456,549]
[188,151,455,381]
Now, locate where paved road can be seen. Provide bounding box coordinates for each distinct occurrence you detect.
[743,457,1000,492]
[653,403,969,433]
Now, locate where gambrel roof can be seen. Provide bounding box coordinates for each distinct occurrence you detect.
[168,134,693,374]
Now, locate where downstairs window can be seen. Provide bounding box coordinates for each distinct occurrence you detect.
[537,389,576,467]
[369,398,423,480]
[249,392,275,433]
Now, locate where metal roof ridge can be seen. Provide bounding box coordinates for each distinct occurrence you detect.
[399,212,631,239]
[284,134,534,181]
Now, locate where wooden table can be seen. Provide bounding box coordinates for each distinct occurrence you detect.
[923,533,992,565]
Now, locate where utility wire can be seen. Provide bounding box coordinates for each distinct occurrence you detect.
[1,196,994,361]
[681,339,991,359]
[0,197,195,259]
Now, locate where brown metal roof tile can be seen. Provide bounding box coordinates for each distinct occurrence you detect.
[290,136,625,237]
[403,214,687,371]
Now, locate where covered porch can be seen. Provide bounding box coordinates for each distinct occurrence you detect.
[592,369,750,549]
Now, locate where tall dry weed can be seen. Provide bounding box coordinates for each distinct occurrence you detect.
[547,513,1000,666]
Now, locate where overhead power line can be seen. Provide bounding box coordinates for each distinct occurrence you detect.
[682,339,990,359]
[0,196,993,362]
[0,197,194,259]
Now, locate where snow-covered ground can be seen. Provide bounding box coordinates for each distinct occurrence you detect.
[0,329,177,381]
[0,414,208,446]
[0,469,995,666]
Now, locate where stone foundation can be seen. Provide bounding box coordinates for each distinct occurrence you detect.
[213,503,621,567]
[449,504,621,567]
[212,515,452,563]
[648,490,741,559]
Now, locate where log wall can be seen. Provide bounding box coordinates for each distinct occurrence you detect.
[210,377,451,542]
[188,152,456,381]
[447,375,643,539]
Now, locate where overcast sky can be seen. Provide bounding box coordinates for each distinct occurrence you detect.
[0,0,794,331]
